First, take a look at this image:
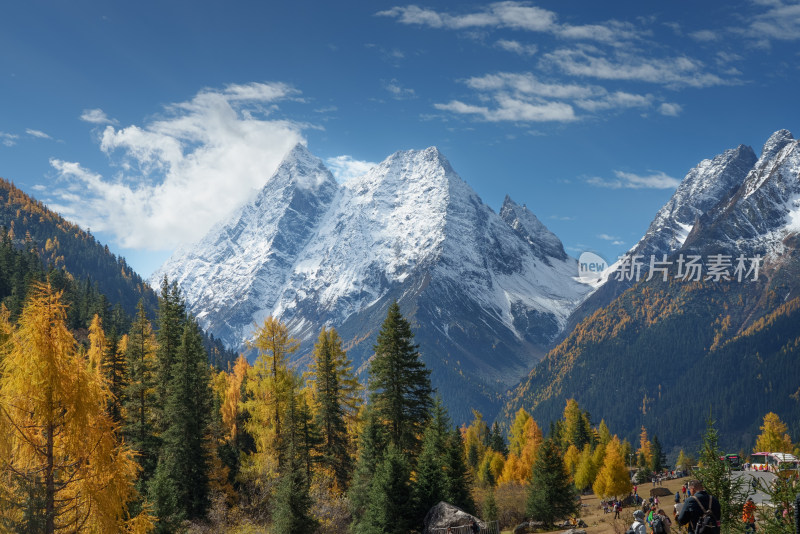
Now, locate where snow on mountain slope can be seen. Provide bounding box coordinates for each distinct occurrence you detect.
[152,143,339,345]
[153,144,589,421]
[560,141,757,335]
[684,129,800,257]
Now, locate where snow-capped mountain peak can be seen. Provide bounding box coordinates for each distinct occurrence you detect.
[152,144,590,421]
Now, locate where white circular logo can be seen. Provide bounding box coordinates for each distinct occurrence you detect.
[577,251,608,283]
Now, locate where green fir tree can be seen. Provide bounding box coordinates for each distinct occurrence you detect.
[369,301,432,455]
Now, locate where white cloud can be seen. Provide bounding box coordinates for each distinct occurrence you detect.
[80,108,117,125]
[587,170,681,189]
[575,91,652,112]
[49,82,306,249]
[434,97,576,122]
[377,2,641,44]
[749,0,800,41]
[543,48,730,88]
[597,233,620,241]
[658,102,683,116]
[0,132,19,147]
[441,72,653,122]
[325,155,377,183]
[377,3,557,32]
[689,29,721,41]
[495,39,538,56]
[384,79,416,99]
[26,128,52,139]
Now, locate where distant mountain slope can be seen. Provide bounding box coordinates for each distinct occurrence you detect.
[0,177,236,368]
[501,130,800,453]
[0,177,157,316]
[563,143,758,335]
[154,144,591,422]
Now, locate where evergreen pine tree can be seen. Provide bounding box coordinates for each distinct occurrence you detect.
[694,417,748,534]
[154,276,185,434]
[123,301,160,486]
[356,443,412,534]
[483,488,498,523]
[349,406,387,531]
[526,438,579,527]
[102,327,127,425]
[443,428,476,514]
[489,422,508,455]
[149,319,212,528]
[411,417,448,528]
[369,301,432,455]
[651,435,666,473]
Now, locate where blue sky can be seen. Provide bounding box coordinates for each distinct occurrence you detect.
[2,0,800,278]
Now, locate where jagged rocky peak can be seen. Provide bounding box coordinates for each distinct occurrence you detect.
[500,195,568,262]
[269,142,338,191]
[760,129,794,164]
[632,143,757,256]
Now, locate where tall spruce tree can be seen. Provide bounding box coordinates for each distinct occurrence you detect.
[369,301,432,455]
[349,406,387,531]
[154,276,185,434]
[356,443,412,534]
[526,438,579,526]
[102,327,127,425]
[123,301,160,492]
[443,428,476,514]
[411,410,449,528]
[149,319,212,529]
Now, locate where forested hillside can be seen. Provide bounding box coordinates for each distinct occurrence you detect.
[0,177,236,369]
[0,178,156,317]
[502,271,800,456]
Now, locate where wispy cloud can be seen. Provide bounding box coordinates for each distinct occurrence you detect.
[435,72,652,123]
[543,48,731,88]
[748,0,800,41]
[495,39,537,56]
[325,155,377,183]
[689,29,721,42]
[26,128,52,139]
[434,98,576,122]
[49,82,306,249]
[0,132,19,147]
[377,3,642,44]
[384,79,416,99]
[587,170,680,189]
[658,102,683,116]
[80,108,117,125]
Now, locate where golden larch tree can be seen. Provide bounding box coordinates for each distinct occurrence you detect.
[0,283,150,533]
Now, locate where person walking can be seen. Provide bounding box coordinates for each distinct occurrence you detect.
[632,510,647,534]
[742,497,756,534]
[677,480,721,534]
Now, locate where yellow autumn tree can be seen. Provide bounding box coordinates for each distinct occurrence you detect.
[221,355,250,446]
[574,444,596,491]
[593,436,632,499]
[564,444,581,476]
[753,412,795,453]
[498,412,543,485]
[241,317,299,486]
[637,426,653,467]
[0,283,151,533]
